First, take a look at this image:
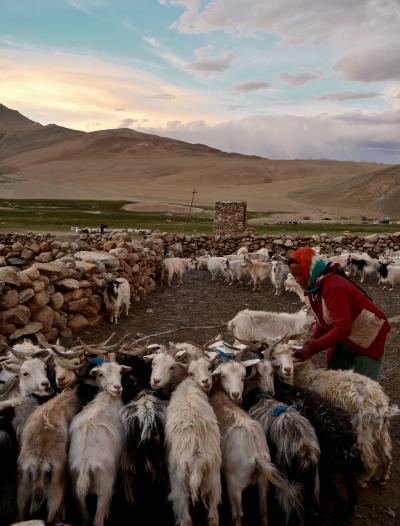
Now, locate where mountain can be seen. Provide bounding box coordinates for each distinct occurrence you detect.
[0,103,396,219]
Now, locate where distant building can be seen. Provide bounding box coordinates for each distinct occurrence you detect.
[214,201,247,236]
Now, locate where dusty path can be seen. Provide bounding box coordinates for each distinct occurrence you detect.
[70,269,400,526]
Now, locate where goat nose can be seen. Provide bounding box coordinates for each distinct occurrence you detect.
[57,376,65,382]
[284,367,292,373]
[153,378,161,385]
[41,381,50,387]
[232,391,240,400]
[202,379,210,385]
[113,384,122,391]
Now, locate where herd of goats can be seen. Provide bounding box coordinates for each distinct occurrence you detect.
[0,245,399,526]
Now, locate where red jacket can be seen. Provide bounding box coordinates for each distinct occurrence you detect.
[307,273,390,361]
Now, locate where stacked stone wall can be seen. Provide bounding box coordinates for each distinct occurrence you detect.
[213,201,247,236]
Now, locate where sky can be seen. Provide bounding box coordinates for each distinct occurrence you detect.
[0,0,400,162]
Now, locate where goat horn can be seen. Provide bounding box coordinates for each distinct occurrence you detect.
[100,331,138,351]
[54,356,85,370]
[78,340,109,355]
[9,348,28,361]
[34,332,49,348]
[51,346,85,359]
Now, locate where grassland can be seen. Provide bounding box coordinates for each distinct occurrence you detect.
[0,199,398,235]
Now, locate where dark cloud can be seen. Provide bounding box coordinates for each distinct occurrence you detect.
[334,45,400,82]
[279,72,321,85]
[233,81,270,93]
[186,52,234,74]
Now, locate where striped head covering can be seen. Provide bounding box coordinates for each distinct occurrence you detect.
[289,247,327,293]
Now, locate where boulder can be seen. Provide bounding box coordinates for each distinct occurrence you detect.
[74,250,119,268]
[0,289,19,309]
[32,280,46,292]
[21,267,40,280]
[67,314,89,332]
[10,322,43,340]
[0,323,16,336]
[32,305,55,332]
[6,257,25,266]
[55,279,80,291]
[0,305,31,325]
[75,261,97,275]
[34,252,53,263]
[18,272,32,289]
[18,288,35,304]
[50,292,64,310]
[21,248,35,261]
[64,298,89,313]
[26,290,50,312]
[32,262,68,277]
[12,241,24,252]
[0,267,20,286]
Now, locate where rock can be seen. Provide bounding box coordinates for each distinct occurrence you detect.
[53,311,68,330]
[34,252,53,263]
[332,236,344,243]
[10,322,43,340]
[74,250,120,268]
[21,248,35,261]
[284,239,294,247]
[64,298,89,313]
[103,240,118,251]
[12,241,24,252]
[0,256,6,267]
[18,288,35,304]
[88,294,102,311]
[0,289,19,309]
[0,323,16,336]
[42,327,59,342]
[75,261,97,275]
[21,267,40,280]
[82,304,99,317]
[18,272,32,289]
[40,241,50,252]
[71,288,86,301]
[60,328,73,338]
[32,262,68,277]
[67,314,89,332]
[55,278,80,291]
[0,305,31,325]
[32,305,55,331]
[0,267,20,286]
[26,290,50,312]
[110,248,129,259]
[50,292,64,310]
[28,242,41,254]
[79,280,92,288]
[6,257,25,266]
[86,314,103,326]
[32,280,46,292]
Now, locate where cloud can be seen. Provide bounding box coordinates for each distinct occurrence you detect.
[143,36,162,48]
[137,110,400,163]
[232,81,270,93]
[186,52,234,74]
[115,107,125,112]
[279,72,321,86]
[334,44,400,82]
[161,0,400,46]
[194,44,214,57]
[319,91,381,101]
[229,105,243,111]
[150,93,176,100]
[117,118,138,128]
[65,0,106,17]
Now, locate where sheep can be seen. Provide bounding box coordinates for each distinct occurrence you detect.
[271,343,399,487]
[271,260,290,295]
[17,387,82,522]
[210,358,285,526]
[241,255,272,291]
[162,257,196,286]
[103,277,130,323]
[284,273,308,304]
[377,262,400,290]
[227,306,315,344]
[166,357,222,526]
[68,359,131,526]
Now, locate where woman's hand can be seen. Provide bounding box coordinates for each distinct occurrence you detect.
[293,341,314,361]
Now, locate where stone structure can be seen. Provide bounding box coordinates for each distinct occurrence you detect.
[213,201,247,236]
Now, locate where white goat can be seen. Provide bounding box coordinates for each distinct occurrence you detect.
[68,360,131,526]
[241,256,272,291]
[144,345,187,392]
[210,359,285,526]
[255,248,271,261]
[162,257,196,286]
[204,256,229,281]
[347,253,379,282]
[271,260,290,295]
[378,262,400,290]
[225,258,249,284]
[228,307,315,343]
[236,246,248,257]
[103,277,130,323]
[272,344,400,487]
[284,273,308,304]
[166,357,221,526]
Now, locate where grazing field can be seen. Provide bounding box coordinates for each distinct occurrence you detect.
[1,198,399,235]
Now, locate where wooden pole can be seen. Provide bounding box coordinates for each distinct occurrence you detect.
[187,187,197,222]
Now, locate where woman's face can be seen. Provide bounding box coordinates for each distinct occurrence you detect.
[289,262,308,289]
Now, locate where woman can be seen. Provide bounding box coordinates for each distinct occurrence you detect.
[288,247,390,380]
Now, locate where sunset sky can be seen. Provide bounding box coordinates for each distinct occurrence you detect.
[1,0,400,162]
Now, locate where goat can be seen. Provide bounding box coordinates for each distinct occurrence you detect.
[204,256,230,281]
[166,357,221,526]
[272,344,399,487]
[236,246,248,257]
[347,253,379,283]
[68,359,131,526]
[162,257,196,286]
[241,255,272,291]
[228,307,314,344]
[225,258,249,285]
[210,358,285,526]
[255,248,271,261]
[17,387,81,522]
[103,277,130,323]
[284,274,308,304]
[144,344,187,394]
[377,262,400,290]
[271,260,290,295]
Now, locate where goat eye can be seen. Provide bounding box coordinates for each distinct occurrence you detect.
[169,366,174,371]
[98,372,103,377]
[208,367,212,372]
[22,372,29,377]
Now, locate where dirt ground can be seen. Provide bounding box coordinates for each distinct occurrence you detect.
[68,269,400,526]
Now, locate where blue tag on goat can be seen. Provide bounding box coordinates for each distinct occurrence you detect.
[89,357,104,366]
[272,404,289,417]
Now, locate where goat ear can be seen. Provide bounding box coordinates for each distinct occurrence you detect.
[178,362,188,370]
[241,359,260,368]
[143,353,157,362]
[175,349,187,360]
[90,367,100,377]
[4,363,20,374]
[205,351,219,362]
[212,363,223,376]
[120,365,132,374]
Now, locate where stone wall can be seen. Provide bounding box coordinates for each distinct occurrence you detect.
[0,234,163,348]
[161,231,400,257]
[213,201,247,236]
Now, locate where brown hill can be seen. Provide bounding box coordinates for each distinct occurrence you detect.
[0,103,396,219]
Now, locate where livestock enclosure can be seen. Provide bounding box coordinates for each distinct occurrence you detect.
[1,266,398,526]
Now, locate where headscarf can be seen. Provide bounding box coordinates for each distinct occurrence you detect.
[288,247,327,293]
